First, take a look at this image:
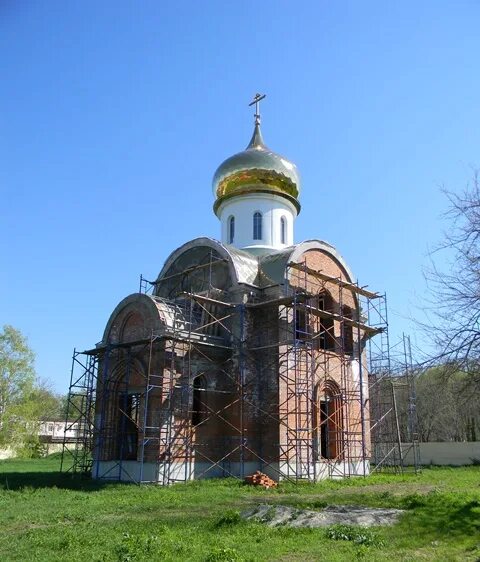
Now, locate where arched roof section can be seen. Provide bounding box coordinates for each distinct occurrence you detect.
[102,293,180,345]
[288,240,355,283]
[154,237,259,296]
[259,239,355,287]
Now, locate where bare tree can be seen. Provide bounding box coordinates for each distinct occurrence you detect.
[415,367,479,442]
[424,171,480,387]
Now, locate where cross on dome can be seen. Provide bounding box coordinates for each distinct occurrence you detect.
[249,93,266,125]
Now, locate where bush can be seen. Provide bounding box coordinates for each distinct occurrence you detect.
[326,524,384,547]
[213,510,242,528]
[115,532,160,561]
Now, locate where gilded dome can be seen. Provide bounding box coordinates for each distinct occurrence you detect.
[212,123,301,215]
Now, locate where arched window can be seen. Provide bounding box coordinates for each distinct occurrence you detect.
[253,212,262,240]
[280,216,287,244]
[228,216,235,244]
[313,381,343,460]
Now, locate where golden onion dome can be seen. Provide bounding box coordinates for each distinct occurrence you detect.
[212,122,301,215]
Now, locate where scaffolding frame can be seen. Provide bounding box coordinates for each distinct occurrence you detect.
[62,255,418,482]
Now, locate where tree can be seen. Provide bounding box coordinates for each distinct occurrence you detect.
[0,325,36,441]
[415,367,480,442]
[0,325,64,456]
[424,171,480,386]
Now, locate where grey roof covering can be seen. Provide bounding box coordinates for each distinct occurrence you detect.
[258,246,295,286]
[151,295,183,328]
[222,243,260,286]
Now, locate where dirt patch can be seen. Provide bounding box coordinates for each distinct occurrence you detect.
[335,483,438,496]
[242,504,404,527]
[249,483,438,505]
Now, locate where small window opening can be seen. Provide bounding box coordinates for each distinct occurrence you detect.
[228,216,235,244]
[295,306,309,341]
[318,293,335,351]
[280,216,287,244]
[253,212,262,240]
[192,376,207,426]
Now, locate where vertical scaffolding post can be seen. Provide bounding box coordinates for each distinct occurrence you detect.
[61,348,98,475]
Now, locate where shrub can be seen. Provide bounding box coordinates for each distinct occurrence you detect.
[326,524,384,547]
[115,532,160,561]
[214,510,241,528]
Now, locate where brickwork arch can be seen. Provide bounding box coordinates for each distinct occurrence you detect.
[102,293,176,345]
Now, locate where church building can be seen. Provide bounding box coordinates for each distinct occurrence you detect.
[89,96,381,484]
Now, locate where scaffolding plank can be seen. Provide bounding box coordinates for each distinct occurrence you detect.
[82,329,232,355]
[287,262,380,299]
[248,297,382,335]
[302,304,383,335]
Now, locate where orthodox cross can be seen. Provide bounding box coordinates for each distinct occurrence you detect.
[249,93,266,124]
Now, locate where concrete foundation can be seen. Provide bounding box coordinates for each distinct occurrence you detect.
[92,459,370,483]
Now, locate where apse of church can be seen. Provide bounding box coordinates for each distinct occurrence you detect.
[72,95,387,484]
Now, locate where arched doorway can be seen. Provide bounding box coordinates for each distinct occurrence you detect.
[314,380,343,460]
[104,357,145,462]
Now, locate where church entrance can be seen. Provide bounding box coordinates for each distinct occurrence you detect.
[314,381,343,460]
[118,392,140,461]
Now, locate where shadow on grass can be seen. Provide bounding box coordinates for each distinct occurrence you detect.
[0,454,137,492]
[414,499,480,538]
[0,470,132,492]
[393,494,480,548]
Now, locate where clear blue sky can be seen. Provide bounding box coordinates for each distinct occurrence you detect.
[2,1,480,392]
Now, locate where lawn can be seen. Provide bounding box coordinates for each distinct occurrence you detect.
[0,457,479,561]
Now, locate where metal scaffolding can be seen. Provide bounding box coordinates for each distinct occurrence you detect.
[368,331,421,473]
[62,257,419,483]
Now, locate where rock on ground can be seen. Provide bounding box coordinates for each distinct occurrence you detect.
[242,504,404,528]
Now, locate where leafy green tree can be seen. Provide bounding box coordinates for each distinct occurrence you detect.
[29,382,65,421]
[0,325,36,444]
[7,384,64,457]
[0,325,64,456]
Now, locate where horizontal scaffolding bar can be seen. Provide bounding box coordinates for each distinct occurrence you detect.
[82,330,232,355]
[287,262,380,299]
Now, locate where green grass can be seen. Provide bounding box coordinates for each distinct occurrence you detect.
[1,457,479,561]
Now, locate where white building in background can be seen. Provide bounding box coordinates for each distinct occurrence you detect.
[39,421,79,443]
